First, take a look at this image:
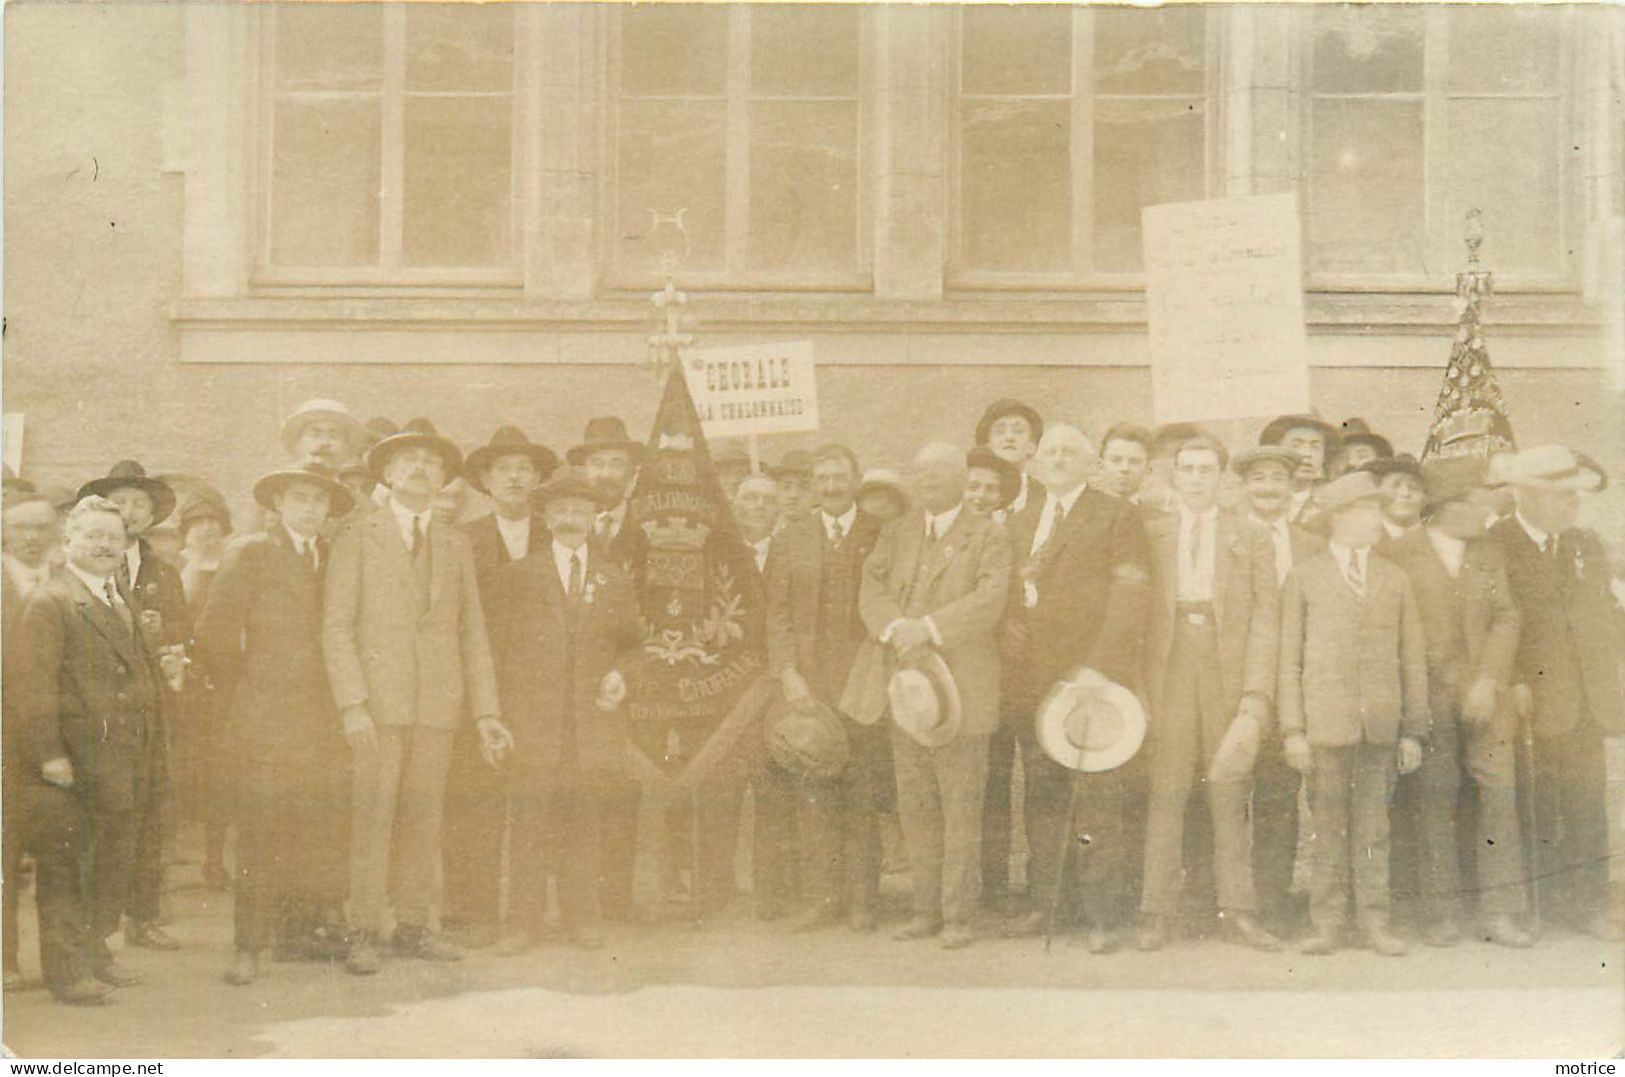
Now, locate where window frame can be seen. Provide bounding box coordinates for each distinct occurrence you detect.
[946,4,1226,291]
[599,4,875,293]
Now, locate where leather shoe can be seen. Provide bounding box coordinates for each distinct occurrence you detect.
[1481,914,1534,949]
[787,904,842,934]
[940,925,973,950]
[894,917,943,941]
[53,979,113,1006]
[1222,912,1283,952]
[93,961,143,987]
[1135,916,1167,952]
[848,908,877,934]
[345,935,381,976]
[1423,920,1461,947]
[1365,924,1408,956]
[1002,911,1046,938]
[1298,929,1340,956]
[126,922,180,951]
[1583,914,1625,942]
[224,951,258,986]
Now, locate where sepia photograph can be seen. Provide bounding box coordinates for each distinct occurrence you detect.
[1,0,1622,1061]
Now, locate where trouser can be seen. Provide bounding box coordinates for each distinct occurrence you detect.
[440,721,505,928]
[3,768,23,973]
[125,699,170,924]
[597,778,641,915]
[1252,740,1303,926]
[509,769,604,931]
[1018,720,1140,930]
[1526,713,1611,924]
[891,729,989,926]
[980,721,1019,899]
[799,721,887,915]
[348,725,454,935]
[233,744,350,952]
[1307,742,1397,933]
[1141,621,1257,917]
[751,759,800,910]
[25,786,97,993]
[687,760,748,912]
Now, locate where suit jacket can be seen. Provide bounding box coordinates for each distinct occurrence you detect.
[1007,486,1153,705]
[128,539,191,651]
[1278,549,1430,746]
[840,506,1012,736]
[9,572,161,812]
[323,507,501,730]
[464,510,549,624]
[194,527,337,753]
[1488,517,1624,737]
[1379,528,1520,723]
[2,564,57,765]
[1143,510,1280,735]
[493,543,641,781]
[764,511,881,702]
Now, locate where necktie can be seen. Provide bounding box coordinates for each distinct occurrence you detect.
[568,551,584,600]
[827,517,842,547]
[305,540,319,574]
[1185,514,1202,589]
[105,579,134,634]
[595,513,612,543]
[410,516,424,557]
[1344,548,1365,595]
[117,557,133,592]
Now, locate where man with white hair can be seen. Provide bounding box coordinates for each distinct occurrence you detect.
[1002,423,1153,951]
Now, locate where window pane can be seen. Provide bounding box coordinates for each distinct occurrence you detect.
[1447,7,1562,95]
[960,99,1070,271]
[621,6,727,96]
[1308,99,1425,274]
[270,101,380,266]
[403,97,512,268]
[1310,7,1423,94]
[748,101,858,275]
[1093,98,1205,272]
[961,6,1071,96]
[751,5,859,97]
[273,6,382,92]
[616,100,727,271]
[1094,6,1206,96]
[406,4,514,93]
[1446,99,1564,273]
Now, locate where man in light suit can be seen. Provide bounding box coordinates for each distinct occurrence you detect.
[842,442,1011,948]
[1279,470,1430,956]
[1136,434,1282,952]
[323,419,513,975]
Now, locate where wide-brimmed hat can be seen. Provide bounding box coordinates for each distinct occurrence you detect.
[361,417,399,449]
[768,448,815,480]
[1313,469,1387,514]
[1259,413,1340,449]
[974,398,1044,448]
[252,460,355,517]
[366,418,463,481]
[1494,444,1607,492]
[1035,672,1146,773]
[566,416,645,466]
[78,461,177,524]
[1231,446,1302,479]
[279,399,366,458]
[535,465,612,509]
[464,426,560,494]
[887,649,963,748]
[1360,452,1424,483]
[1421,455,1489,515]
[177,490,233,536]
[857,466,909,508]
[1336,418,1394,459]
[764,697,850,780]
[965,446,1021,509]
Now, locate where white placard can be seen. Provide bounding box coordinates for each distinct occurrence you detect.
[2,413,23,474]
[682,341,820,440]
[1143,192,1312,424]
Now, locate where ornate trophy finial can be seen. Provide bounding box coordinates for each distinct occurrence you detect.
[646,208,694,378]
[1464,207,1484,266]
[1422,207,1515,461]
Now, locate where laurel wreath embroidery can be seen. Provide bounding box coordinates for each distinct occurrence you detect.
[642,561,746,667]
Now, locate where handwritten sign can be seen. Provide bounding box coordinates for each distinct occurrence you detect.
[1142,193,1312,424]
[682,342,819,440]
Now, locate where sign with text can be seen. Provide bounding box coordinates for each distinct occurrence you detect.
[1142,193,1312,424]
[682,341,820,439]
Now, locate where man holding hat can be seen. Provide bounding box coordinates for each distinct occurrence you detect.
[974,398,1045,522]
[194,461,356,985]
[77,461,189,952]
[441,426,558,946]
[1278,469,1430,956]
[841,441,1011,948]
[1379,456,1530,948]
[281,399,367,470]
[1487,445,1623,940]
[1259,414,1340,524]
[323,418,514,973]
[490,467,641,952]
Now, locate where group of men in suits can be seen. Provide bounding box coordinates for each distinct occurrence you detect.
[5,391,1622,1003]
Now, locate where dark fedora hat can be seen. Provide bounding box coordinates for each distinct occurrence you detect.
[566,416,645,466]
[78,461,177,525]
[464,426,560,494]
[366,417,463,481]
[1337,418,1394,459]
[974,398,1044,448]
[252,460,355,517]
[535,465,612,509]
[1259,413,1340,449]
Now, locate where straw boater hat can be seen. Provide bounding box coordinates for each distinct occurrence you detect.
[464,426,560,495]
[252,460,355,517]
[1034,671,1146,773]
[78,460,177,525]
[566,416,645,466]
[974,398,1044,447]
[965,446,1021,510]
[1231,446,1302,479]
[857,466,909,511]
[534,466,612,508]
[887,649,963,749]
[365,417,463,481]
[1495,444,1608,493]
[764,696,850,780]
[279,399,366,458]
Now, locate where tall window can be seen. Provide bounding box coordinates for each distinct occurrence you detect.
[952,4,1216,283]
[611,4,868,287]
[260,4,517,283]
[1305,5,1574,286]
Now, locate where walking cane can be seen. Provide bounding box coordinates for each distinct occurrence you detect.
[1044,776,1083,954]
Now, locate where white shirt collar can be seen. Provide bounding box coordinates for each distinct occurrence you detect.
[1426,526,1467,576]
[123,543,142,584]
[1178,502,1220,526]
[552,538,587,589]
[1327,541,1371,573]
[1382,519,1410,540]
[388,496,432,548]
[1249,512,1290,534]
[284,523,318,552]
[66,560,116,605]
[925,502,963,538]
[600,500,628,532]
[1514,510,1551,550]
[1046,483,1087,515]
[821,503,857,538]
